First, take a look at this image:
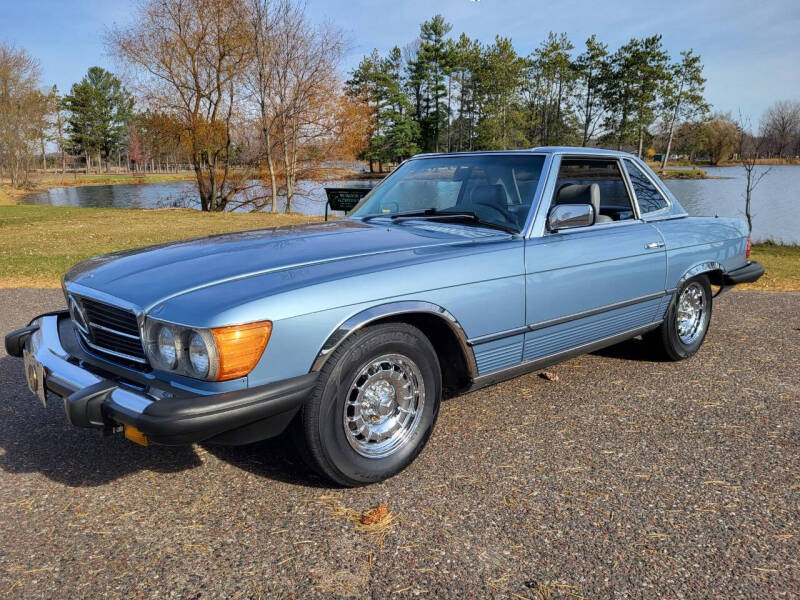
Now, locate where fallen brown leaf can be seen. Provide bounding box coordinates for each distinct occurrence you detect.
[539,371,559,381]
[360,504,388,526]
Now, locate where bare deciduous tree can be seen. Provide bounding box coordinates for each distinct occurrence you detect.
[244,0,291,212]
[0,44,51,187]
[760,100,800,158]
[737,113,771,235]
[109,0,252,211]
[269,13,345,211]
[242,1,346,212]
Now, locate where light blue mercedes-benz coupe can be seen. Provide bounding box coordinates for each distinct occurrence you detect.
[6,147,763,485]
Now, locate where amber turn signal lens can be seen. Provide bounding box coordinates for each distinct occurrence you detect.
[124,425,148,446]
[212,321,272,381]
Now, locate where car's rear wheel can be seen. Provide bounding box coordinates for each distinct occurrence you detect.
[645,274,712,360]
[293,323,441,486]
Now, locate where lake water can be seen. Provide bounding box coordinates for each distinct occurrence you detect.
[22,165,800,244]
[22,178,375,217]
[664,166,799,244]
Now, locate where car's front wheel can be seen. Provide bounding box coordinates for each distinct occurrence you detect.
[294,322,441,486]
[645,274,713,360]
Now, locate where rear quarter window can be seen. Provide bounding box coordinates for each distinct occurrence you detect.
[624,159,669,213]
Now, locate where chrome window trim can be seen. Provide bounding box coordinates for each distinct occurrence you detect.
[529,153,643,238]
[467,290,668,346]
[517,152,553,237]
[622,157,673,217]
[350,151,550,237]
[528,153,563,238]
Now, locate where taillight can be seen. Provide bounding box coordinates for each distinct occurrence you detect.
[745,237,752,260]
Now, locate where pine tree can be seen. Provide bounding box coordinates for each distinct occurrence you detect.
[62,67,134,171]
[573,35,609,147]
[659,50,708,170]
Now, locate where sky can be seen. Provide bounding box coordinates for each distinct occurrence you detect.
[1,0,798,122]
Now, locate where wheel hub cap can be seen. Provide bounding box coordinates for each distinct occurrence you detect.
[676,282,706,344]
[344,353,425,458]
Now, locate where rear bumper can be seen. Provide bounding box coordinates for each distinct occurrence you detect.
[723,261,765,286]
[5,314,317,445]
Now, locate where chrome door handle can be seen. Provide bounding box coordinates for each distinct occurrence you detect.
[645,241,665,249]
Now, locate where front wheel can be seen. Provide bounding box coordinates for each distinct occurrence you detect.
[644,275,713,361]
[293,323,441,486]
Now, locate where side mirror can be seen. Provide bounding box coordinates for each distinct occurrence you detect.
[547,204,595,232]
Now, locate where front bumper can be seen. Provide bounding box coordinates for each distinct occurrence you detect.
[5,314,317,445]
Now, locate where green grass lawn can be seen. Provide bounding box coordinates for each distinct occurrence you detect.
[0,205,318,287]
[0,204,797,290]
[745,242,800,292]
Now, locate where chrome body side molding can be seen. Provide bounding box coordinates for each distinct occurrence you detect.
[311,301,478,378]
[467,291,669,346]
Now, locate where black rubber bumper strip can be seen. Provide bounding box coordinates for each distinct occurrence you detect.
[723,261,765,285]
[4,324,40,357]
[103,372,319,445]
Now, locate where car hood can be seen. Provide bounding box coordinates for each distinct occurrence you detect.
[64,219,505,310]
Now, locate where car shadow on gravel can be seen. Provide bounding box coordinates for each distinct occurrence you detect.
[0,355,202,487]
[202,436,333,488]
[592,336,671,362]
[0,354,331,489]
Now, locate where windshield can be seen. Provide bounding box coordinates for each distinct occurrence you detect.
[349,154,546,233]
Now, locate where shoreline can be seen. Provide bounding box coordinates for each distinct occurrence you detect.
[0,168,375,207]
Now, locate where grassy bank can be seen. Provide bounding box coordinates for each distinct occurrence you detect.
[1,204,797,290]
[0,205,318,287]
[656,168,708,179]
[742,242,800,292]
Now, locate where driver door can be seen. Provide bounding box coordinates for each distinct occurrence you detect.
[523,155,668,362]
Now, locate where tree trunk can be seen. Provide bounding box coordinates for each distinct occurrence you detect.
[265,127,278,213]
[661,112,677,172]
[582,90,591,147]
[745,174,753,234]
[281,118,293,213]
[637,122,644,158]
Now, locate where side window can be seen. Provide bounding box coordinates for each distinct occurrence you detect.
[553,158,635,223]
[624,159,669,213]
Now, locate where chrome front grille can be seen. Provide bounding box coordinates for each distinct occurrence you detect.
[75,297,148,366]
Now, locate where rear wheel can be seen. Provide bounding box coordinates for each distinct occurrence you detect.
[294,323,441,486]
[645,275,712,360]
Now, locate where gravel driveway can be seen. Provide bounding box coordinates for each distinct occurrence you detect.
[1,289,798,599]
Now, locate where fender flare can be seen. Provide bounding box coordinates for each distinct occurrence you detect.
[675,260,725,291]
[310,300,478,378]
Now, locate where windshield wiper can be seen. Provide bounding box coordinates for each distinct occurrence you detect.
[360,208,436,222]
[390,209,517,234]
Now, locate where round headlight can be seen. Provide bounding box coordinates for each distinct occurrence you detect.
[188,332,210,377]
[157,326,177,369]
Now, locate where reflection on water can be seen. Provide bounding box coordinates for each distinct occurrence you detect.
[22,179,376,217]
[21,166,800,243]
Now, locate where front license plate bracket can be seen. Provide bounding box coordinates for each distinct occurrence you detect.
[23,349,48,407]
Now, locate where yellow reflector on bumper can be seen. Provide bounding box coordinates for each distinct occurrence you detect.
[212,321,272,381]
[124,425,148,446]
